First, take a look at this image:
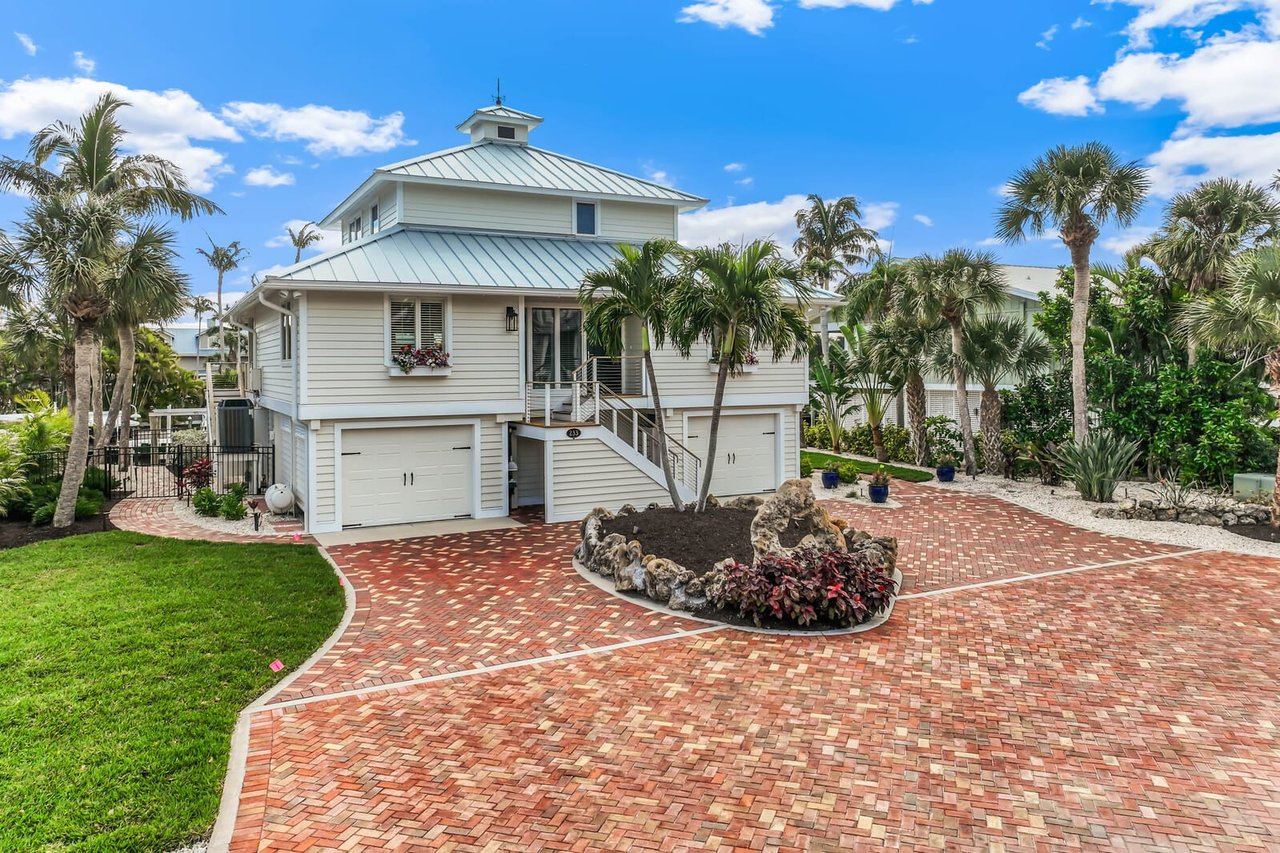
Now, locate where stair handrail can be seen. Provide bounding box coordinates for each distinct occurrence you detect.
[596,385,701,493]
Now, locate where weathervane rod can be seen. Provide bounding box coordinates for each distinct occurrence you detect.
[493,78,503,107]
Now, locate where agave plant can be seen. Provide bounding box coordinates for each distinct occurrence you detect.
[1055,430,1141,503]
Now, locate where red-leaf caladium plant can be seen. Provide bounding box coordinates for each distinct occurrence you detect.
[715,547,897,628]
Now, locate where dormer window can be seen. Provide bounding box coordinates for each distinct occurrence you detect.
[497,125,516,140]
[347,216,362,243]
[575,202,597,236]
[370,204,380,234]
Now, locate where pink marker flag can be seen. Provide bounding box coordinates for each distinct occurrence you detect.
[292,533,302,543]
[338,576,344,586]
[269,659,284,672]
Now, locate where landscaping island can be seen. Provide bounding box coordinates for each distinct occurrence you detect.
[578,479,900,631]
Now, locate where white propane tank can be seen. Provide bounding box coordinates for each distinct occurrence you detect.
[264,483,294,514]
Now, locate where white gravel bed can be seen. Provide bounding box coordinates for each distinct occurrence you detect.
[921,475,1280,557]
[172,497,291,537]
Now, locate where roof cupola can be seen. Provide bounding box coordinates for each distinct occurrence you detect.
[456,104,543,145]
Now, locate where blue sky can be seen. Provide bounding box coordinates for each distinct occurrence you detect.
[3,0,1279,317]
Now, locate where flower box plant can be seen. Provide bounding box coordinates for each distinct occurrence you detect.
[393,345,452,375]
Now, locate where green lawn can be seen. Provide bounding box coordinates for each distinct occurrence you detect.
[801,450,935,483]
[0,532,345,851]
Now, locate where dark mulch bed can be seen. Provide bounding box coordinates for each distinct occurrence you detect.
[0,507,118,550]
[598,505,893,633]
[601,505,812,577]
[1226,523,1280,543]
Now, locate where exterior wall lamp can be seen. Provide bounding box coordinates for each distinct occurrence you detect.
[505,306,518,332]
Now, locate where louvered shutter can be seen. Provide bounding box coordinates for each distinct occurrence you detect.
[420,301,445,348]
[390,299,416,355]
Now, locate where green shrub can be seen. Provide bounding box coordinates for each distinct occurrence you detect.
[1056,430,1142,502]
[799,458,813,478]
[219,493,247,521]
[227,482,248,500]
[172,428,208,447]
[31,503,54,525]
[192,487,220,517]
[924,416,962,466]
[81,467,118,495]
[28,487,102,525]
[74,493,103,519]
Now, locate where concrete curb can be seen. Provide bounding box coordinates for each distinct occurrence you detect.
[206,545,357,853]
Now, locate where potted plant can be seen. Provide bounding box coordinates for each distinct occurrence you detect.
[868,466,892,504]
[935,453,957,483]
[821,460,841,490]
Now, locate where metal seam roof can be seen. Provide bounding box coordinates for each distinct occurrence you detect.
[379,141,704,204]
[256,228,837,303]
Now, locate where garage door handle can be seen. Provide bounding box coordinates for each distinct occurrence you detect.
[453,446,472,450]
[403,473,407,486]
[341,451,361,456]
[762,431,775,436]
[410,472,414,485]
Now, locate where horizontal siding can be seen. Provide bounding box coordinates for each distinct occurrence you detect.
[784,410,799,479]
[599,200,675,241]
[551,437,668,520]
[650,343,807,400]
[304,292,521,406]
[376,187,398,232]
[480,419,505,512]
[313,422,335,524]
[402,184,570,235]
[256,314,294,403]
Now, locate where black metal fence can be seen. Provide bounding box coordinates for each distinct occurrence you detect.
[28,442,274,500]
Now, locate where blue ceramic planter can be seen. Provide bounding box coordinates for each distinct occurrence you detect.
[868,483,890,504]
[936,465,956,482]
[821,470,841,489]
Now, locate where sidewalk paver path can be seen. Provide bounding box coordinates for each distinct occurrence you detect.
[221,488,1280,851]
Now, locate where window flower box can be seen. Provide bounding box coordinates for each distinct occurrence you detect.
[391,344,452,376]
[708,349,760,373]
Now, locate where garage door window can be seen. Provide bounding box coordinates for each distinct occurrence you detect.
[388,297,448,360]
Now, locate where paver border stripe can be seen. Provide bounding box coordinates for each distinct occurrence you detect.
[254,623,729,714]
[208,547,356,853]
[897,547,1208,601]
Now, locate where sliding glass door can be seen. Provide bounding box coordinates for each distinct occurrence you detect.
[528,306,583,385]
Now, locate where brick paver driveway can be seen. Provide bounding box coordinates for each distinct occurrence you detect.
[224,486,1280,851]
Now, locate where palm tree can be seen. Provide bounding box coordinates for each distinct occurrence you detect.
[996,142,1149,442]
[1179,246,1280,525]
[1134,178,1280,360]
[103,225,190,443]
[809,340,858,454]
[196,239,248,349]
[0,94,217,528]
[670,240,815,510]
[844,257,913,323]
[842,323,903,463]
[866,312,944,465]
[794,195,880,355]
[579,239,685,509]
[910,249,1008,476]
[943,315,1051,475]
[288,222,323,263]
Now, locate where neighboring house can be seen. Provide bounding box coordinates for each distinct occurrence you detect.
[824,264,1055,428]
[228,105,834,532]
[146,321,221,373]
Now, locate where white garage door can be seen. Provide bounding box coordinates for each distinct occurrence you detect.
[341,425,473,528]
[687,413,778,497]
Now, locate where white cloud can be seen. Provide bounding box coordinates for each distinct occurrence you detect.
[14,32,37,56]
[678,0,775,34]
[0,76,239,192]
[265,219,341,254]
[1103,0,1280,48]
[913,213,934,226]
[736,176,755,186]
[220,101,414,156]
[1017,75,1103,116]
[244,165,295,187]
[643,162,673,186]
[724,162,746,172]
[679,195,896,254]
[903,34,920,43]
[1146,130,1280,194]
[1097,31,1280,130]
[71,51,95,74]
[1036,24,1059,49]
[862,201,899,230]
[1072,16,1093,28]
[680,0,932,33]
[799,0,934,7]
[1098,225,1157,254]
